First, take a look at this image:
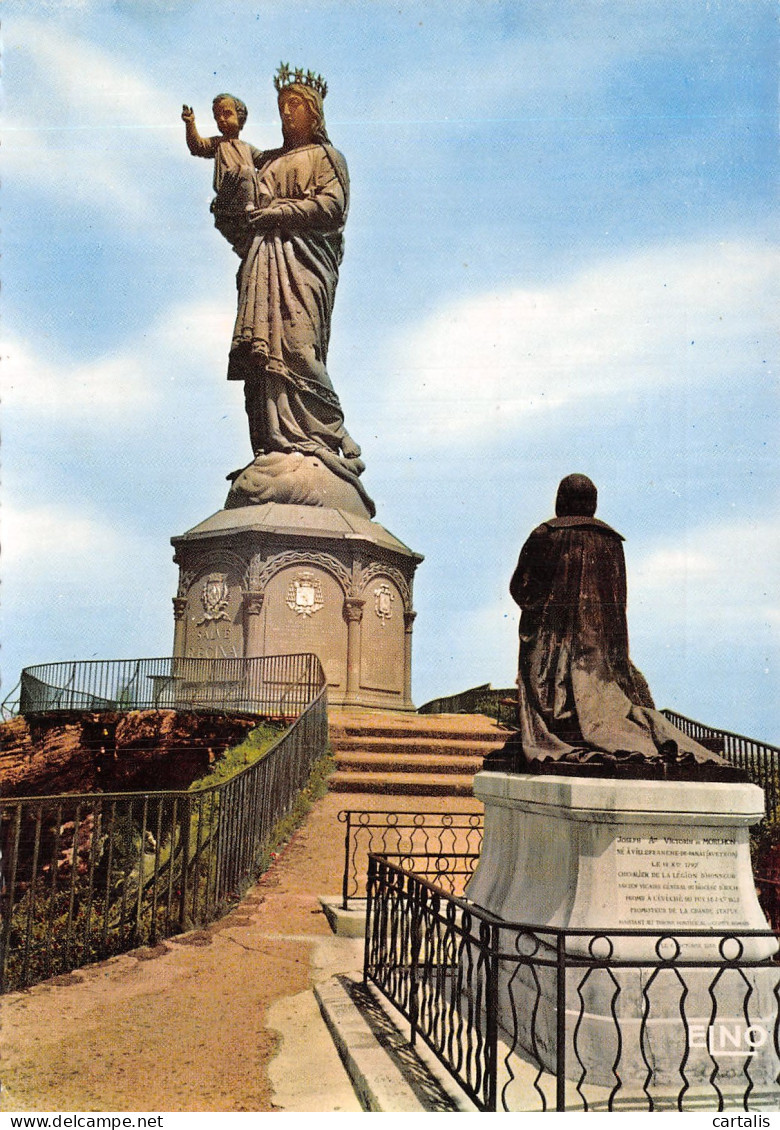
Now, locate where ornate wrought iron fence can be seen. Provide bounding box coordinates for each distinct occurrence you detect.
[0,671,328,993]
[365,854,780,1113]
[341,811,780,943]
[19,653,323,719]
[338,808,484,908]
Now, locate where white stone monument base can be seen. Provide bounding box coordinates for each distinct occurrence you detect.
[465,771,779,1094]
[499,958,779,1093]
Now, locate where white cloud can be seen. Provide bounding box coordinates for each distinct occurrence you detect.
[3,19,183,218]
[387,240,778,445]
[2,501,137,574]
[11,1,109,11]
[0,499,174,684]
[629,513,780,634]
[2,338,159,418]
[2,298,235,423]
[153,300,235,370]
[7,19,169,129]
[626,511,779,734]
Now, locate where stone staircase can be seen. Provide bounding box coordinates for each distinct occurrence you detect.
[327,708,509,796]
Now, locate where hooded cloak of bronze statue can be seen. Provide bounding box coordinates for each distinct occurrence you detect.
[506,474,738,778]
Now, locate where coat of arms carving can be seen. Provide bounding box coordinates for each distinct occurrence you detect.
[286,572,325,617]
[374,582,395,627]
[197,573,230,623]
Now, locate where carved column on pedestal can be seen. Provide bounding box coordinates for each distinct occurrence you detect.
[403,610,417,707]
[172,596,188,659]
[343,597,365,703]
[243,590,265,658]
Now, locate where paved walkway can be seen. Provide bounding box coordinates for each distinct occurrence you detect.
[0,791,479,1113]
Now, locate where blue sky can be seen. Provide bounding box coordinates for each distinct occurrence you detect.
[2,0,778,739]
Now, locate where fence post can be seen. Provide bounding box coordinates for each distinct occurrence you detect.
[556,932,566,1112]
[363,853,376,985]
[409,876,421,1047]
[342,811,352,911]
[178,794,192,932]
[0,806,22,992]
[485,920,500,1111]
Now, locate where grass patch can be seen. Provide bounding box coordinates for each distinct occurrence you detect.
[254,744,335,877]
[187,720,286,791]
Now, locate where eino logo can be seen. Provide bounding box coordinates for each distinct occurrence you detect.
[689,1021,769,1056]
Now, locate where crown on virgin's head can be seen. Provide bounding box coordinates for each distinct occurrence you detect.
[273,62,328,99]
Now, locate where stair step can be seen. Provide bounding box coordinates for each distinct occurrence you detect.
[330,736,503,756]
[325,709,508,798]
[329,727,505,745]
[328,710,507,745]
[328,771,476,797]
[333,751,483,774]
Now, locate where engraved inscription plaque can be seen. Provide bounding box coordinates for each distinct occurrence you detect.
[614,833,746,928]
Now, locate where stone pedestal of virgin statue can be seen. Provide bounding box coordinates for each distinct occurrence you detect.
[171,499,420,711]
[172,67,421,709]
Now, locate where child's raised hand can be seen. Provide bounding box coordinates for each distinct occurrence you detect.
[181,104,195,122]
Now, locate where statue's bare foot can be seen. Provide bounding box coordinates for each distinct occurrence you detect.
[342,434,362,459]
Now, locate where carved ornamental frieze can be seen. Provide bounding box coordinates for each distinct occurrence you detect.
[250,549,351,595]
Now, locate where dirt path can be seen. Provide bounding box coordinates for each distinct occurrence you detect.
[0,792,479,1112]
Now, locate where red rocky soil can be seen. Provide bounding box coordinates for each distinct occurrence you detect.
[0,711,257,797]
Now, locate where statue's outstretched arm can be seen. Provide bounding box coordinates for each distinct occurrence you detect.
[182,105,214,158]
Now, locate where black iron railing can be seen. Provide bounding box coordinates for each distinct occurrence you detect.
[418,684,516,719]
[19,654,323,719]
[365,854,780,1113]
[0,667,328,993]
[663,710,780,822]
[338,808,484,908]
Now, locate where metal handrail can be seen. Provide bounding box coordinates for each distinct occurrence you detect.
[19,653,324,719]
[418,683,516,717]
[0,660,328,992]
[662,708,780,821]
[0,678,21,721]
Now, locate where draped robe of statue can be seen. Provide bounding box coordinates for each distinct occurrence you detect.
[224,139,374,514]
[510,514,730,773]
